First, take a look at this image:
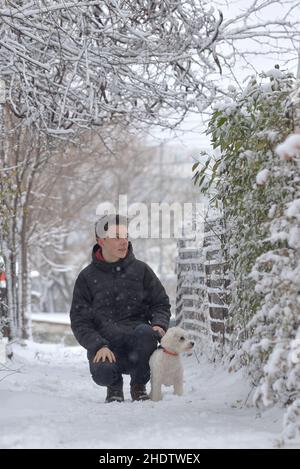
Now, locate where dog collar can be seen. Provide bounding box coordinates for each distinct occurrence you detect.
[162,348,178,356]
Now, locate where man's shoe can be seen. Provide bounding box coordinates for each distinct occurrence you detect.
[130,384,150,401]
[105,386,124,403]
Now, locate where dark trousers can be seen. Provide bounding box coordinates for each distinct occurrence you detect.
[88,324,159,388]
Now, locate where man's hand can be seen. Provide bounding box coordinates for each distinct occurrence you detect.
[152,325,165,337]
[93,346,116,364]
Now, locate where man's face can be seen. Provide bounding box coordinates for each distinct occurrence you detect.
[98,224,129,261]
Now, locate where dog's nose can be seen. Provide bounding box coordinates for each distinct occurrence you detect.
[190,341,194,347]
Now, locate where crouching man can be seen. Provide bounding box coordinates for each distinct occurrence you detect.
[70,214,171,403]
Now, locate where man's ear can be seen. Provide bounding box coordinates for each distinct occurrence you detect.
[96,237,105,247]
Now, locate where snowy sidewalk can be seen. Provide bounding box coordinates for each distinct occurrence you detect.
[0,342,297,449]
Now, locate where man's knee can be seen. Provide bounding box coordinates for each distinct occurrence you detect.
[90,361,119,387]
[133,324,158,354]
[134,323,157,338]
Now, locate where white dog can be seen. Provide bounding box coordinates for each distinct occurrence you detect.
[149,327,194,401]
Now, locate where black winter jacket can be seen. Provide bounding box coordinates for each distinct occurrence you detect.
[70,243,171,353]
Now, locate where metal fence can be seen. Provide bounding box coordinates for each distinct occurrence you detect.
[175,213,229,353]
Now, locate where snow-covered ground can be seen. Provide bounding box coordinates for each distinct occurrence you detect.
[1,342,299,449]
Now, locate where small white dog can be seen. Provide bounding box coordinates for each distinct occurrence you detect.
[149,327,194,401]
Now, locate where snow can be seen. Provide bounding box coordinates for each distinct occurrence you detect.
[268,204,277,219]
[0,338,8,363]
[30,271,40,278]
[276,134,300,160]
[288,226,300,249]
[227,85,236,93]
[265,130,279,143]
[256,168,269,186]
[31,313,70,324]
[1,341,299,449]
[265,69,284,79]
[286,198,300,220]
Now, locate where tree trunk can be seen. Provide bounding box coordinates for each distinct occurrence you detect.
[1,235,17,339]
[20,222,31,340]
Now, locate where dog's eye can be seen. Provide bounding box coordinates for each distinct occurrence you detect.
[180,336,185,341]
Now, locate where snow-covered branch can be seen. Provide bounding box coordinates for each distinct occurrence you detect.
[0,0,299,131]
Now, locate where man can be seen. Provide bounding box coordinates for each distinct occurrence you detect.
[70,214,171,403]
